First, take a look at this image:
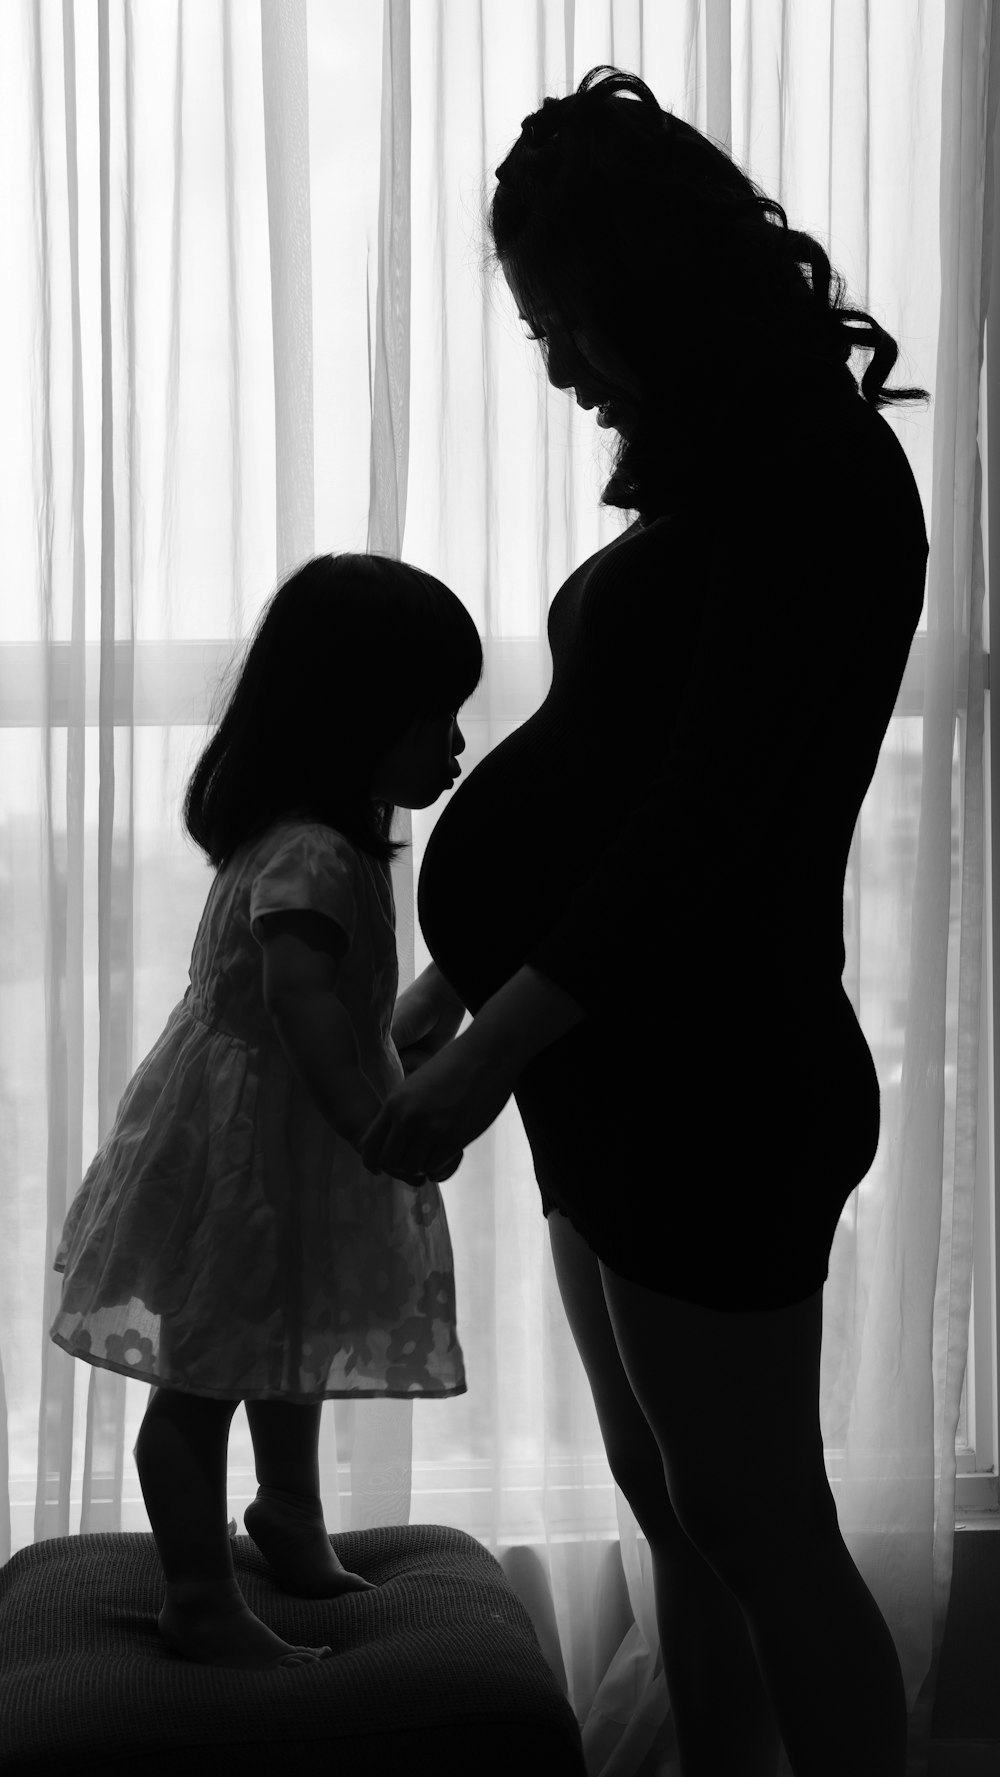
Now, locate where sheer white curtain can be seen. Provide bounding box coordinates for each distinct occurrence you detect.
[1,3,994,1774]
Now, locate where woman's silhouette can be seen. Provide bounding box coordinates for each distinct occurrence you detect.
[362,65,929,1777]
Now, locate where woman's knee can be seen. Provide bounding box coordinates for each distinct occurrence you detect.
[598,1266,833,1553]
[667,1452,839,1596]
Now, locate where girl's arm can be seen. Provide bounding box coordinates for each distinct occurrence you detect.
[392,959,467,1074]
[414,958,466,1016]
[258,912,381,1149]
[268,993,383,1148]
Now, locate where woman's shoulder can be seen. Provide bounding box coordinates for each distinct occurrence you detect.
[795,389,927,566]
[726,383,926,542]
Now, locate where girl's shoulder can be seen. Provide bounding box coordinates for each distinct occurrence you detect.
[261,810,359,850]
[229,813,366,884]
[243,815,372,937]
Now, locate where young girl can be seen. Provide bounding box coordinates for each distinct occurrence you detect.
[49,551,483,1670]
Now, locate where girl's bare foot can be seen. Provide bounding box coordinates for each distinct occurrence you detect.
[244,1486,377,1598]
[158,1578,333,1669]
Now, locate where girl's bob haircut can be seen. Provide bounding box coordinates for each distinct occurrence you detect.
[183,553,484,871]
[488,65,930,519]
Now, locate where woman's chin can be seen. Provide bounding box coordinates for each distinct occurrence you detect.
[596,399,641,441]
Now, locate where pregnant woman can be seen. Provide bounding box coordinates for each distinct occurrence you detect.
[361,66,929,1777]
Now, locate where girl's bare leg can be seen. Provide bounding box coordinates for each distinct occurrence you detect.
[134,1385,332,1667]
[244,1398,375,1597]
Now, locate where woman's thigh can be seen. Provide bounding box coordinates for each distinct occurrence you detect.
[547,1209,699,1553]
[598,1260,835,1568]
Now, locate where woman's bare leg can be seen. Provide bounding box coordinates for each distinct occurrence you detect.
[548,1212,783,1776]
[599,1265,907,1777]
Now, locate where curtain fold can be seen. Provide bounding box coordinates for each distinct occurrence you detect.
[261,0,314,578]
[344,0,417,1535]
[0,6,993,1775]
[835,7,994,1758]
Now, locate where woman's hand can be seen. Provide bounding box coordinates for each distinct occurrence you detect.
[360,1028,519,1182]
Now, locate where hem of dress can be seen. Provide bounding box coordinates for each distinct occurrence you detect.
[536,1194,829,1310]
[48,1335,468,1401]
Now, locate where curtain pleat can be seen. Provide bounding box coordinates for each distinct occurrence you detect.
[1,6,993,1773]
[338,0,418,1535]
[835,3,994,1745]
[261,0,314,577]
[34,0,76,1553]
[160,2,183,619]
[367,0,411,560]
[221,2,245,623]
[929,0,998,1722]
[87,0,133,1536]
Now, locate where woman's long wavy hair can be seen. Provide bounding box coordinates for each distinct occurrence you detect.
[183,554,483,872]
[488,66,930,518]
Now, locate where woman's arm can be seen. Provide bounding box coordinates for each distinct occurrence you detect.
[464,965,586,1068]
[357,966,586,1182]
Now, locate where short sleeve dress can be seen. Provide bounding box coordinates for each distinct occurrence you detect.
[48,817,467,1402]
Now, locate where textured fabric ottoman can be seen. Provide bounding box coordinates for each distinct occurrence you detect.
[0,1521,587,1775]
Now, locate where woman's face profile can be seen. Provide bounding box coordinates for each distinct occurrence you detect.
[502,265,643,439]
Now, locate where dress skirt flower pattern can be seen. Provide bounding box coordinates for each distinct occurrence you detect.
[49,818,467,1402]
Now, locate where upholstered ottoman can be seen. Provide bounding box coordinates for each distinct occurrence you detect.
[0,1521,587,1775]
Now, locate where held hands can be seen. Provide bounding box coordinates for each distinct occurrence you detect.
[366,968,465,1186]
[360,1033,519,1184]
[361,971,519,1186]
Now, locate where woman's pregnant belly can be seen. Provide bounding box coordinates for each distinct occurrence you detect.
[417,721,606,1013]
[418,721,879,1181]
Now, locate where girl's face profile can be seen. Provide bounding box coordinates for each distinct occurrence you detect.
[369,709,467,810]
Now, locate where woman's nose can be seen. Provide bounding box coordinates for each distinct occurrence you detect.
[544,336,579,392]
[548,365,575,394]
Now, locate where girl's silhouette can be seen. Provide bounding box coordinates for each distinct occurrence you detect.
[50,552,483,1669]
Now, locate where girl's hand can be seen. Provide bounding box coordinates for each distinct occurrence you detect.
[391,969,466,1078]
[382,967,467,1185]
[390,1150,464,1189]
[360,1029,518,1181]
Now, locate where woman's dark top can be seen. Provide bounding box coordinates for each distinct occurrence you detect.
[417,373,929,1308]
